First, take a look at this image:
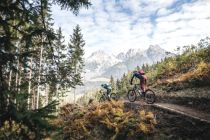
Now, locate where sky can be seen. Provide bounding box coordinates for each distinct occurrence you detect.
[52,0,210,57]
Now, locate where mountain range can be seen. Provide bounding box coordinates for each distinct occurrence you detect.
[78,45,174,93]
[85,45,172,80]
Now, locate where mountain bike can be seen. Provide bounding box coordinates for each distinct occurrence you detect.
[127,84,155,104]
[99,90,119,102]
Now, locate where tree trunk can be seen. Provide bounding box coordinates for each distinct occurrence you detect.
[8,70,12,90]
[15,50,20,104]
[32,88,36,110]
[45,84,48,106]
[7,70,12,105]
[36,44,43,109]
[15,59,19,92]
[74,88,76,104]
[18,75,21,93]
[28,57,33,109]
[0,65,5,113]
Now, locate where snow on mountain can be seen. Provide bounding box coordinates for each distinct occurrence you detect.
[116,48,144,61]
[83,45,174,91]
[85,45,170,77]
[125,48,144,59]
[146,45,167,63]
[87,50,119,64]
[84,50,121,81]
[116,52,126,60]
[85,50,120,72]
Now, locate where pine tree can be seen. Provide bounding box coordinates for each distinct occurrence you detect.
[137,65,141,71]
[110,75,116,93]
[142,64,146,71]
[67,25,85,103]
[121,73,128,93]
[145,63,149,72]
[116,79,122,94]
[0,0,91,139]
[68,25,85,87]
[46,27,66,104]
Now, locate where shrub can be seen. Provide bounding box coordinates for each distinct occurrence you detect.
[58,101,157,140]
[188,61,210,86]
[0,120,35,140]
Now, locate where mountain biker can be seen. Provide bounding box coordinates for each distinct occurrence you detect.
[130,70,147,96]
[101,83,112,96]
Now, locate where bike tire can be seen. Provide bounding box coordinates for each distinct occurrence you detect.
[127,90,137,102]
[110,93,118,101]
[145,89,156,104]
[99,96,106,102]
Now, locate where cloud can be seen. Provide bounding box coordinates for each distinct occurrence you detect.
[153,0,210,52]
[51,0,210,57]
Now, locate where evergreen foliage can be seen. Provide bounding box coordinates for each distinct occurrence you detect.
[110,75,116,93]
[111,37,210,95]
[153,37,210,87]
[68,24,85,87]
[0,0,90,139]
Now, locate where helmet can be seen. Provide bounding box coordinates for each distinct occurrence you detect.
[101,83,107,88]
[133,70,137,74]
[139,70,145,75]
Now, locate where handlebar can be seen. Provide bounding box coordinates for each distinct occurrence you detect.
[99,89,103,93]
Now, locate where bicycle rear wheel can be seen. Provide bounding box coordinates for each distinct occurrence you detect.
[145,89,155,104]
[127,90,137,102]
[110,93,119,101]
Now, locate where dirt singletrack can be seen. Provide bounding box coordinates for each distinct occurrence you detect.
[152,102,210,124]
[124,100,210,124]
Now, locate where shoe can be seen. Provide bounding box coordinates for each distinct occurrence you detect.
[142,92,145,97]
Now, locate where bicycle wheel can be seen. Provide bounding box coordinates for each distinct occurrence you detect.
[145,89,156,104]
[99,95,106,102]
[110,93,118,101]
[127,90,137,102]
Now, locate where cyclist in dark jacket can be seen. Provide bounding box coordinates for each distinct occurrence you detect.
[101,83,112,95]
[130,70,147,95]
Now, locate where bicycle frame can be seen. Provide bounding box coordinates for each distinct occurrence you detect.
[102,93,109,99]
[133,84,143,95]
[100,90,110,100]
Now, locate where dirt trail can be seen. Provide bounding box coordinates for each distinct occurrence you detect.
[124,100,210,124]
[152,103,210,124]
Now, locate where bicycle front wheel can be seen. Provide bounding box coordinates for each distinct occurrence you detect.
[110,93,119,101]
[99,95,106,102]
[145,89,156,104]
[127,90,137,102]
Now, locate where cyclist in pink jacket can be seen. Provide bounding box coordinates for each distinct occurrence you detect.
[130,70,147,96]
